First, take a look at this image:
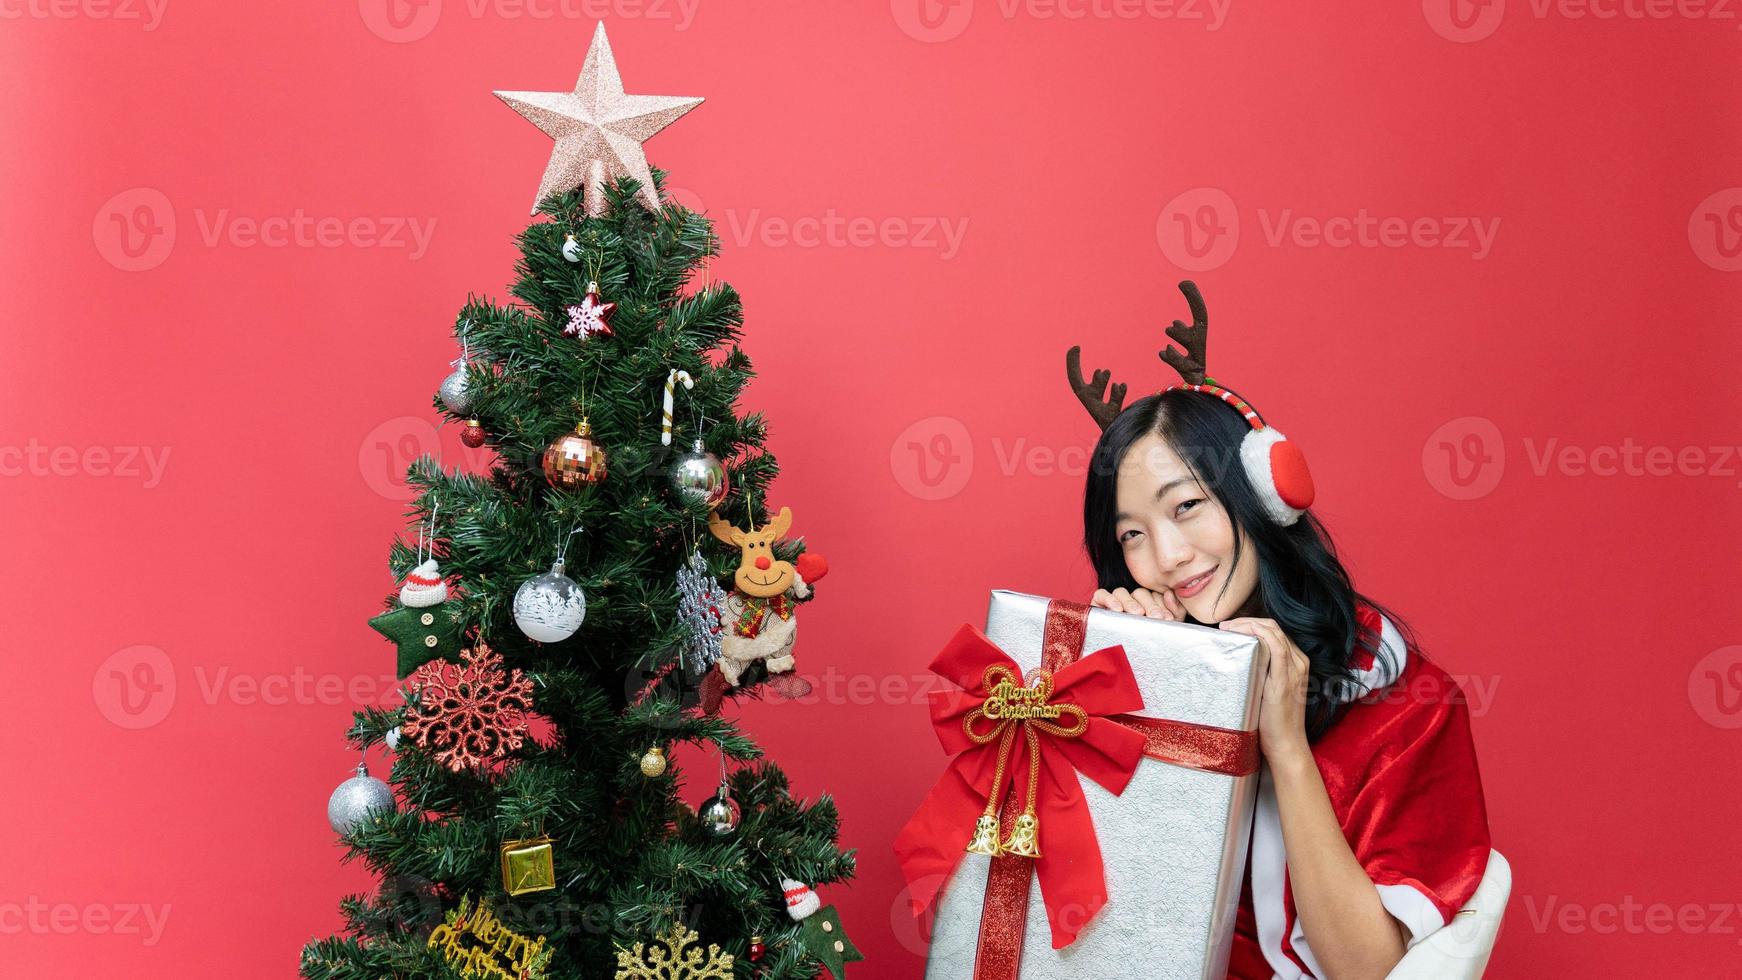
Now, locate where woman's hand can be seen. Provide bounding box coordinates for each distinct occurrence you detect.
[1219,617,1312,767]
[1090,586,1185,620]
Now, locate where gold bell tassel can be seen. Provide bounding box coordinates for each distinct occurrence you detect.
[965,813,1003,856]
[965,715,1020,857]
[1000,725,1045,858]
[960,665,1088,862]
[1001,813,1041,859]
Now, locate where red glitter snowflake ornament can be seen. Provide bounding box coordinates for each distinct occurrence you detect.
[402,643,542,774]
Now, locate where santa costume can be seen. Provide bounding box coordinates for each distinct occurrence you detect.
[1224,601,1491,979]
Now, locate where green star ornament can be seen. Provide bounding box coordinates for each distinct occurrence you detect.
[369,602,465,678]
[797,905,862,979]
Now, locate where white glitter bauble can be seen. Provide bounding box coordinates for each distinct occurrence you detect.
[562,234,583,263]
[439,367,472,414]
[513,559,587,643]
[384,726,401,751]
[328,765,396,834]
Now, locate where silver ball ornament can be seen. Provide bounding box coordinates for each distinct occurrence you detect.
[439,367,473,414]
[669,439,729,508]
[513,559,587,643]
[328,764,396,834]
[698,788,741,836]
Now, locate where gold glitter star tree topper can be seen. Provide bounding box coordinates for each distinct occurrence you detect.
[495,21,703,215]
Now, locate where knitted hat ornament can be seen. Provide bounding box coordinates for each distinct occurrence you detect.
[399,558,449,607]
[1065,280,1316,526]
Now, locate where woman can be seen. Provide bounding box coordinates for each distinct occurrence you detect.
[1076,287,1491,979]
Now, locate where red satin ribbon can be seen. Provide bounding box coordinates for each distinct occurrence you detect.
[894,598,1259,980]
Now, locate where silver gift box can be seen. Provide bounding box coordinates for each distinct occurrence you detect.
[925,590,1263,980]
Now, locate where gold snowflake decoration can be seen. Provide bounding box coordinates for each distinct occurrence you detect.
[614,921,734,979]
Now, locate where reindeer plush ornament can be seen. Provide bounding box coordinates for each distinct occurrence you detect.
[698,505,829,715]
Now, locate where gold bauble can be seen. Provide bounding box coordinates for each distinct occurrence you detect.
[543,417,609,488]
[639,746,667,778]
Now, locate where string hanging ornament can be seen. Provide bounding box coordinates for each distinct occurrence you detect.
[665,369,729,508]
[513,523,588,643]
[543,371,609,488]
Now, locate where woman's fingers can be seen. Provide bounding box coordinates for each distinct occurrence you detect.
[1242,620,1309,697]
[1159,587,1186,621]
[1091,588,1158,617]
[1091,587,1184,620]
[1130,588,1175,619]
[1092,588,1139,615]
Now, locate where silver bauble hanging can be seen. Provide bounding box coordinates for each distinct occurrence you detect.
[438,366,472,414]
[669,439,729,508]
[513,559,587,643]
[698,788,741,836]
[328,763,396,834]
[562,233,583,263]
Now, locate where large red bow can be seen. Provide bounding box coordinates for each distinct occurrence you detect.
[894,622,1147,950]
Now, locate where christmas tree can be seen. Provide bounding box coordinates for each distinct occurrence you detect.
[302,24,857,980]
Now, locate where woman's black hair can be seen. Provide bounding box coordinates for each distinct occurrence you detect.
[1083,389,1417,741]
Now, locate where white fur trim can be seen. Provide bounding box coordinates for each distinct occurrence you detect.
[1250,764,1306,978]
[1248,612,1421,977]
[1332,612,1409,703]
[1241,427,1305,526]
[1377,882,1450,949]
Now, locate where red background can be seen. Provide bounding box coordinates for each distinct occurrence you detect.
[4,0,1741,976]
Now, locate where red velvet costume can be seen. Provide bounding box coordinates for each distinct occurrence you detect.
[1225,601,1491,979]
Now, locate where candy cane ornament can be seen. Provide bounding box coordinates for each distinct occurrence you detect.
[661,370,695,446]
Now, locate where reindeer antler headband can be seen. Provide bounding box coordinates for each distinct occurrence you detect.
[1065,280,1317,526]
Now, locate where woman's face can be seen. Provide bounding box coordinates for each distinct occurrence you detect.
[1113,431,1259,624]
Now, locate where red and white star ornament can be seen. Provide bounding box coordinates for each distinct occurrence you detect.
[564,281,616,340]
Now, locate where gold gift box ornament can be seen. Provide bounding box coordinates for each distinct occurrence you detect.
[500,835,557,896]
